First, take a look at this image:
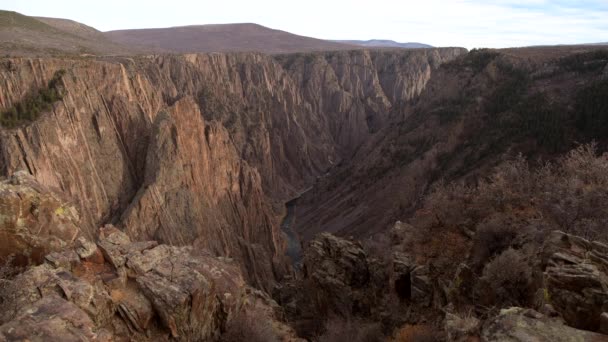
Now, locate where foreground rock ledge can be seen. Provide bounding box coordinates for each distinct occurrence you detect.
[0,224,299,341]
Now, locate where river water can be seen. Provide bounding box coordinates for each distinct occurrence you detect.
[280,197,303,267]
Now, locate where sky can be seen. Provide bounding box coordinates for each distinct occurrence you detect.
[1,0,607,49]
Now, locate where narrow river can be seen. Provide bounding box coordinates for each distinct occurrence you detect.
[280,197,303,267]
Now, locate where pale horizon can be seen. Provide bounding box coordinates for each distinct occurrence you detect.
[1,0,607,49]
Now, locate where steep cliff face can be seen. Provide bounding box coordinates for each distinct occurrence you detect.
[0,48,465,287]
[293,47,608,241]
[276,48,466,155]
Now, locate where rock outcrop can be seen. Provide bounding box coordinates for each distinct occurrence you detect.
[0,224,298,341]
[481,307,608,342]
[0,171,80,266]
[301,233,372,316]
[274,231,436,337]
[542,230,608,332]
[0,294,102,342]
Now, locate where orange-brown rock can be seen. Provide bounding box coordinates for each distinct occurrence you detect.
[0,171,81,266]
[0,224,298,341]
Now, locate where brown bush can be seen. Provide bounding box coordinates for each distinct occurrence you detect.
[418,143,608,245]
[477,248,534,307]
[317,318,384,342]
[471,215,524,267]
[221,309,279,342]
[392,324,440,342]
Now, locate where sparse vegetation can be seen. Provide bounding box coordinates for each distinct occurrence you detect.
[558,50,608,73]
[477,248,534,307]
[406,143,608,314]
[0,69,66,128]
[424,143,608,242]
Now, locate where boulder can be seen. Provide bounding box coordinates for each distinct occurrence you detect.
[304,233,370,288]
[302,233,371,315]
[0,295,100,342]
[0,171,81,266]
[0,263,114,326]
[481,307,608,341]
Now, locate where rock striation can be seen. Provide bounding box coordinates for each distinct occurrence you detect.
[0,48,464,287]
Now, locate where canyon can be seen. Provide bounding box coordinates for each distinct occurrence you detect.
[2,14,608,338]
[0,48,464,291]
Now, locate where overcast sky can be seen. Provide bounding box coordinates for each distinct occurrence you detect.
[2,0,607,48]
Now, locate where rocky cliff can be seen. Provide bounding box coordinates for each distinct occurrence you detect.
[293,47,608,241]
[0,48,465,288]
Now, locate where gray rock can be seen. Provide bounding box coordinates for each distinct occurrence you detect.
[45,249,80,270]
[0,295,99,342]
[543,231,608,331]
[481,307,608,342]
[126,244,171,274]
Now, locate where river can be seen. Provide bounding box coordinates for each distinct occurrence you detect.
[280,197,302,267]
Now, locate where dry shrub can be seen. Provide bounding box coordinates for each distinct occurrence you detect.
[477,248,534,307]
[317,317,384,342]
[471,215,523,267]
[393,324,439,342]
[539,143,608,241]
[418,143,608,245]
[0,255,19,307]
[221,308,279,342]
[445,310,480,340]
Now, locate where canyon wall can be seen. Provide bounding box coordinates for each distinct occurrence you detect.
[292,47,608,241]
[0,48,465,287]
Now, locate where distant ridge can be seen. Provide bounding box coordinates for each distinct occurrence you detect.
[105,23,360,54]
[0,11,359,56]
[333,39,432,49]
[0,10,144,56]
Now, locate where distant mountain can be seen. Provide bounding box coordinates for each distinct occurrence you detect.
[0,10,144,56]
[333,39,432,49]
[105,24,360,54]
[0,11,360,56]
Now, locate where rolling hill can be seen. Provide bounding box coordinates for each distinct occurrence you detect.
[104,23,360,54]
[0,10,144,56]
[0,11,360,55]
